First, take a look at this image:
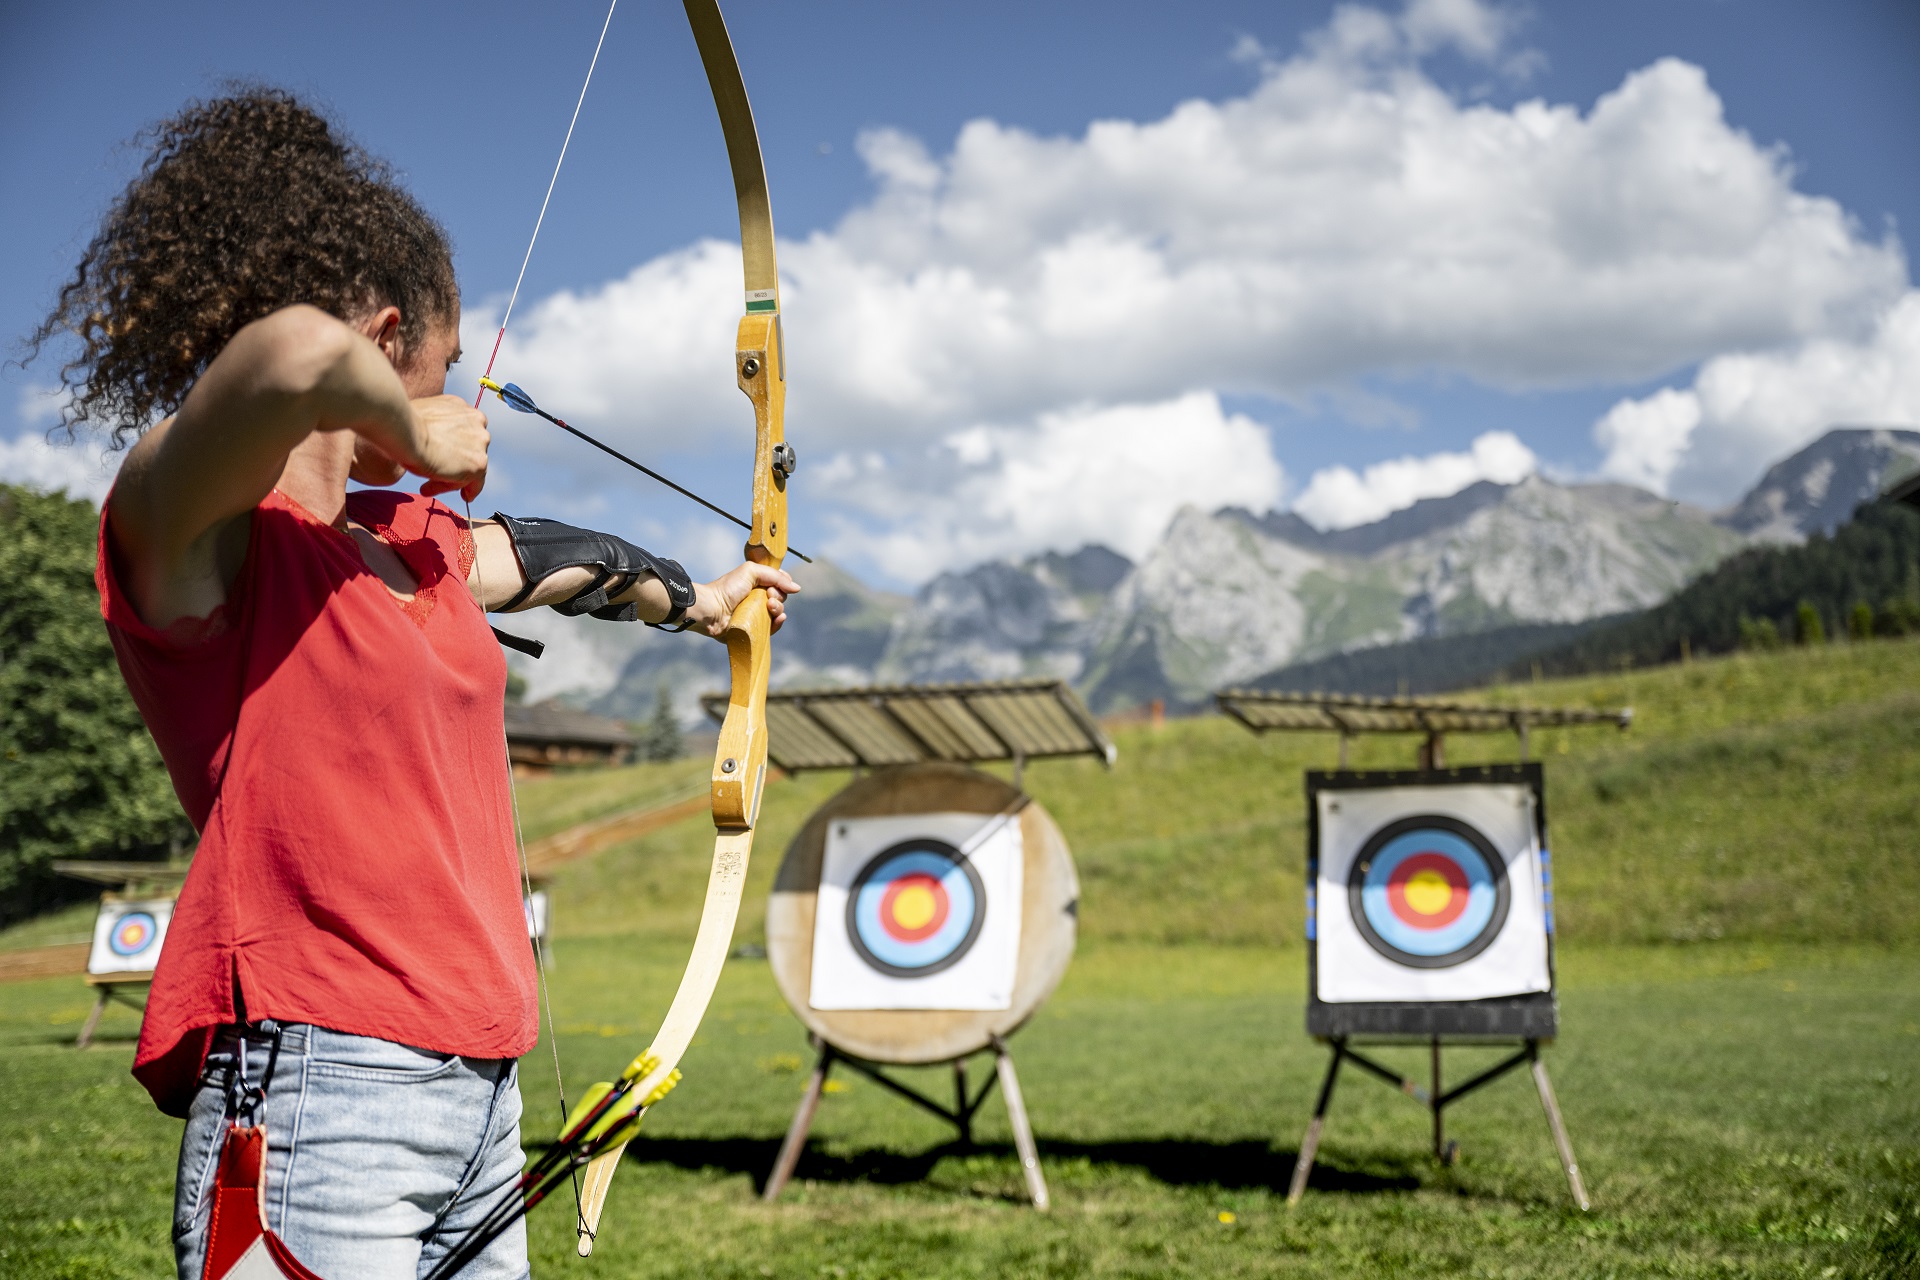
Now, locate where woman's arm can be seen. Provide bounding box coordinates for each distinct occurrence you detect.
[466,517,797,635]
[107,305,487,628]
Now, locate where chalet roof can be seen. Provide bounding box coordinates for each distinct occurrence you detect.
[700,678,1116,773]
[504,699,636,748]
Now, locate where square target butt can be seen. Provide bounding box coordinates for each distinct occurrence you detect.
[1303,764,1557,1041]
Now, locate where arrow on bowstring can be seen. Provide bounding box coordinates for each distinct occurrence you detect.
[478,375,811,564]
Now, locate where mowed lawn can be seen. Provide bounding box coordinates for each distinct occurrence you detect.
[3,641,1919,1277]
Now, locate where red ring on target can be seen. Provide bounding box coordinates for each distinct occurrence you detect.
[878,873,950,942]
[1385,852,1470,929]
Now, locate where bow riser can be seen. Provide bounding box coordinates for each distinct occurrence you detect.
[736,313,790,566]
[712,311,786,829]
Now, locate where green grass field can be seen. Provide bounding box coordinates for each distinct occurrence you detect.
[4,640,1918,1277]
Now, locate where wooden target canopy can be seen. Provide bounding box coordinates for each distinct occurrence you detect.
[701,677,1116,786]
[705,679,1113,1209]
[1216,689,1631,767]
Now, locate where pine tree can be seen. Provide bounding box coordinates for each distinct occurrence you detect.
[641,682,683,762]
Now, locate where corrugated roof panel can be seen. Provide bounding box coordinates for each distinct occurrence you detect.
[882,696,1005,761]
[971,690,1080,756]
[764,701,859,771]
[1215,689,1629,737]
[807,700,926,765]
[701,679,1116,772]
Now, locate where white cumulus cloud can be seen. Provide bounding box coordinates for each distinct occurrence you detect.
[476,0,1905,579]
[1595,289,1920,500]
[0,387,121,501]
[1292,430,1537,529]
[0,433,121,502]
[821,392,1285,580]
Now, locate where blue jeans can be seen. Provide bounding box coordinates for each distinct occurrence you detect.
[173,1023,528,1280]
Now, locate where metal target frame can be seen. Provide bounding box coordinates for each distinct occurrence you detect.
[1307,765,1554,1038]
[1215,689,1631,1212]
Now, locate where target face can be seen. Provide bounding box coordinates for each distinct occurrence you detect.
[108,912,158,957]
[1347,815,1510,968]
[846,839,986,978]
[88,898,173,976]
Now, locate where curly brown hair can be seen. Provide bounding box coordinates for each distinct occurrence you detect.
[26,86,458,446]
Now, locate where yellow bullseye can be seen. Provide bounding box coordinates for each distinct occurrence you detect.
[1402,869,1454,916]
[890,883,939,931]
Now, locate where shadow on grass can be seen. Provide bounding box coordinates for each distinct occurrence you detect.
[607,1136,1420,1198]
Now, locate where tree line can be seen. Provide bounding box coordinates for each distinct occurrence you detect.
[1523,499,1920,677]
[0,485,189,924]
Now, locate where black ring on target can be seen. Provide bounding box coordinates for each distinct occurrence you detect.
[844,837,987,978]
[1347,814,1511,969]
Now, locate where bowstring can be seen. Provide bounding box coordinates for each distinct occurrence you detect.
[465,0,622,1230]
[473,0,621,408]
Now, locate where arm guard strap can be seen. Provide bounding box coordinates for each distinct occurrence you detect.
[491,513,697,626]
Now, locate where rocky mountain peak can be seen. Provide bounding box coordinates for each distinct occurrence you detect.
[1718,426,1920,542]
[536,429,1905,722]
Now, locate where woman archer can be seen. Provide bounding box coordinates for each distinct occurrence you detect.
[29,87,797,1280]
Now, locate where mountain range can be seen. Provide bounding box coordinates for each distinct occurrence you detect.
[506,426,1920,721]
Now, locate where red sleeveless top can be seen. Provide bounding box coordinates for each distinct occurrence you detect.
[98,488,537,1116]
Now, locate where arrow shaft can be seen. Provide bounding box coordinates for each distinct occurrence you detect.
[515,400,812,563]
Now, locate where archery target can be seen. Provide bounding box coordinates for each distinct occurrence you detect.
[846,841,986,977]
[1349,816,1510,968]
[811,811,1023,1011]
[1316,784,1547,1004]
[87,898,173,976]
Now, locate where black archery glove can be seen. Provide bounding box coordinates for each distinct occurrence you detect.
[491,513,697,628]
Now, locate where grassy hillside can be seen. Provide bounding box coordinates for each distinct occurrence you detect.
[523,635,1920,952]
[4,637,1918,1278]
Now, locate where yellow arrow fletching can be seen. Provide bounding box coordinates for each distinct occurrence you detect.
[561,1080,616,1141]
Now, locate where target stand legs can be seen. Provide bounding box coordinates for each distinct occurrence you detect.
[1285,1037,1587,1210]
[1286,1041,1346,1204]
[761,1034,1050,1209]
[992,1034,1050,1210]
[75,978,148,1049]
[1529,1045,1590,1211]
[764,1039,836,1201]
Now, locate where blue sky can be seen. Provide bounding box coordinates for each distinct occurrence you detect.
[4,0,1917,587]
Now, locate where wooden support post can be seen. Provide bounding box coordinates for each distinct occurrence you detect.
[763,1040,834,1202]
[75,988,110,1049]
[991,1035,1048,1210]
[1529,1046,1590,1211]
[75,979,148,1049]
[1288,1041,1345,1205]
[1337,732,1349,769]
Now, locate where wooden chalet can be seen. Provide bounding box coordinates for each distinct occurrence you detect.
[504,699,636,772]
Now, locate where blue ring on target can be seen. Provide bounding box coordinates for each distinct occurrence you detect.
[108,911,159,958]
[845,838,986,978]
[1347,815,1510,969]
